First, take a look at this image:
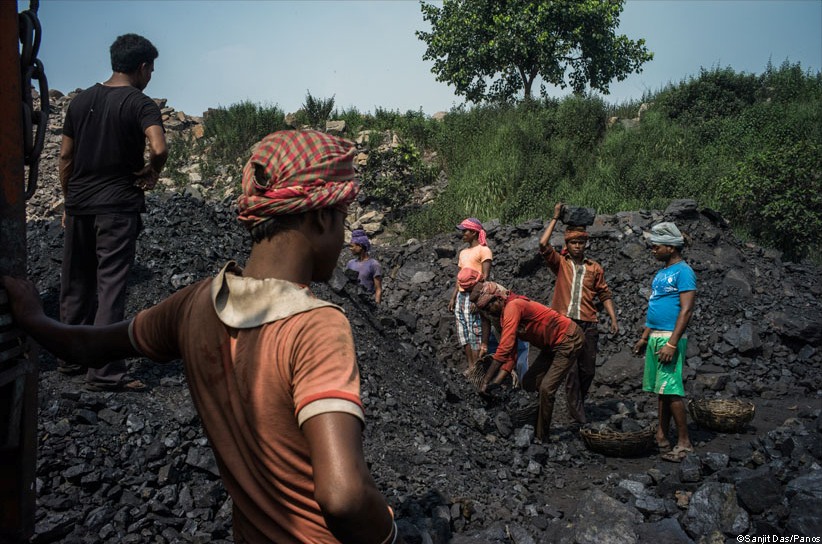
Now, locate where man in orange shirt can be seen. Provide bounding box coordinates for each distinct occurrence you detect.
[470,282,585,441]
[448,218,492,373]
[3,131,401,544]
[538,202,619,424]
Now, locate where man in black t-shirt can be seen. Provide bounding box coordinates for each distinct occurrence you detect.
[58,33,168,391]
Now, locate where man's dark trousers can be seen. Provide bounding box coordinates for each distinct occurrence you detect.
[60,213,141,385]
[564,320,599,424]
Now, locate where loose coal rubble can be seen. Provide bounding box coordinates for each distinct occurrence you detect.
[19,91,822,544]
[24,192,822,543]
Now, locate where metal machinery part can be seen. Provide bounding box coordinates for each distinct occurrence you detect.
[0,1,48,541]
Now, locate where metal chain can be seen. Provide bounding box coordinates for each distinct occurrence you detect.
[18,0,49,200]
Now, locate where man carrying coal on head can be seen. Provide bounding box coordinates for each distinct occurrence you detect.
[58,33,168,391]
[3,130,402,544]
[538,202,619,424]
[470,281,585,441]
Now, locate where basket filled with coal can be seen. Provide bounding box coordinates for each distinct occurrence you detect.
[580,422,656,457]
[688,397,756,433]
[579,401,656,457]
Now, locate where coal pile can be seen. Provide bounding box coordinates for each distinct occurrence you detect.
[22,183,822,544]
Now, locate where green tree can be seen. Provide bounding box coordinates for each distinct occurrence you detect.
[416,0,653,103]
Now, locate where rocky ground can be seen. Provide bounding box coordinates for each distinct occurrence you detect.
[13,91,822,543]
[20,193,822,544]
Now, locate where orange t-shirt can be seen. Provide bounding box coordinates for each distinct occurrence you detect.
[130,275,363,544]
[457,244,493,291]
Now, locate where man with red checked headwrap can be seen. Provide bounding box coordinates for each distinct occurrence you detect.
[2,130,403,544]
[538,202,619,426]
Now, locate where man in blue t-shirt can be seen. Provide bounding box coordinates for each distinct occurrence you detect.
[633,222,696,462]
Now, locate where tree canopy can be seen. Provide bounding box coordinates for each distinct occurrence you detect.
[416,0,654,103]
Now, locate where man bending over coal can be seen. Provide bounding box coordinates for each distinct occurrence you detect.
[470,281,585,441]
[3,130,402,544]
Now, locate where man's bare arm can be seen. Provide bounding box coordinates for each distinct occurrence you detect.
[135,125,168,190]
[656,290,695,363]
[146,125,168,172]
[58,135,74,197]
[538,202,564,250]
[373,275,383,305]
[1,276,137,367]
[603,299,619,334]
[303,412,400,543]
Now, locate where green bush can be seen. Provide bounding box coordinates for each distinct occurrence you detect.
[359,140,436,211]
[605,96,647,119]
[333,106,368,135]
[718,141,822,260]
[300,91,335,128]
[658,66,759,125]
[164,137,195,187]
[760,59,822,104]
[555,95,607,150]
[201,101,287,171]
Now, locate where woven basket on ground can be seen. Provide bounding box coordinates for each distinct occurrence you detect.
[509,402,539,428]
[579,426,656,457]
[688,398,755,433]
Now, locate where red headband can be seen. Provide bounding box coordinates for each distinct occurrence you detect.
[564,230,589,242]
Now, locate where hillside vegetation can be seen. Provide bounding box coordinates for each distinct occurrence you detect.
[170,60,822,260]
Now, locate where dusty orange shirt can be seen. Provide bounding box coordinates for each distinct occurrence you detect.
[457,244,492,291]
[492,298,572,371]
[130,274,363,544]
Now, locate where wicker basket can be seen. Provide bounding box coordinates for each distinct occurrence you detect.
[579,426,656,457]
[465,355,493,391]
[688,398,755,433]
[509,402,539,428]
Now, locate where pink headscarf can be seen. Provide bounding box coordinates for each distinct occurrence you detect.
[457,218,487,246]
[237,130,360,229]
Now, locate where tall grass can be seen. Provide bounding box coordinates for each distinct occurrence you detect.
[201,101,287,175]
[179,61,820,259]
[406,61,822,259]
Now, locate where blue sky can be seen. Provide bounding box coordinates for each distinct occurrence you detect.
[20,0,822,117]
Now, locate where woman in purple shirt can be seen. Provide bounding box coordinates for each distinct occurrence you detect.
[346,229,383,304]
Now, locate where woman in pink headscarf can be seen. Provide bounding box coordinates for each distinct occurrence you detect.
[447,218,492,374]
